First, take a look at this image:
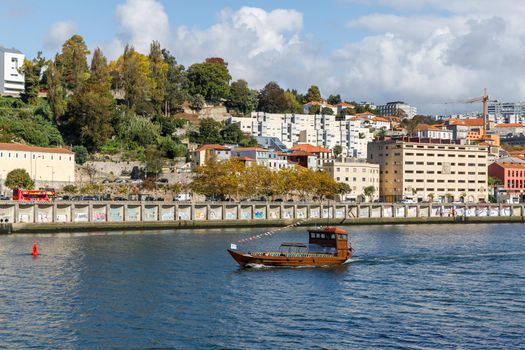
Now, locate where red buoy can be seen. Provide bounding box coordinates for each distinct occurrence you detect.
[32,241,39,257]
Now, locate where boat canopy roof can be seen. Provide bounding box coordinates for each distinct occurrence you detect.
[308,227,347,235]
[280,243,307,248]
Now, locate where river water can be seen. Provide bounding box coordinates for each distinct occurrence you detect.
[0,224,524,349]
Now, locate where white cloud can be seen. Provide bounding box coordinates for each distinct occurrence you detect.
[110,0,169,54]
[43,21,77,50]
[102,0,525,113]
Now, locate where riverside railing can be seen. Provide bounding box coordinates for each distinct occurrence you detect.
[0,201,524,224]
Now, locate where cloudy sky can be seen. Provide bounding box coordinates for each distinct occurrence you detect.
[1,0,524,114]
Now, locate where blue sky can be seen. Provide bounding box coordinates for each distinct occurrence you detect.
[1,0,523,114]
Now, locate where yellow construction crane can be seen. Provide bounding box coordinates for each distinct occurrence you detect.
[439,88,494,135]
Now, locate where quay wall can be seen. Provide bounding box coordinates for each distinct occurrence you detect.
[0,201,524,234]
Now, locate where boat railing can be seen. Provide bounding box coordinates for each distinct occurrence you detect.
[248,251,336,258]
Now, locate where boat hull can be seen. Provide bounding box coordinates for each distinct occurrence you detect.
[227,249,350,267]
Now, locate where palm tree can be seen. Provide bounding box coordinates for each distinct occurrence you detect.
[363,185,376,202]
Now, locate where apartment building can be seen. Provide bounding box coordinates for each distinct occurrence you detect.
[0,46,25,96]
[488,101,525,124]
[0,143,75,194]
[377,101,417,119]
[230,112,375,158]
[367,138,489,203]
[323,159,380,202]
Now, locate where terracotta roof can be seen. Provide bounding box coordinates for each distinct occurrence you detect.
[290,144,331,153]
[415,123,443,131]
[494,123,524,128]
[0,143,74,154]
[195,144,230,152]
[355,112,376,117]
[336,102,354,107]
[447,118,484,127]
[372,117,389,122]
[493,162,525,169]
[304,101,322,105]
[288,150,315,156]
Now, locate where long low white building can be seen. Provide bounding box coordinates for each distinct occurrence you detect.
[0,143,75,193]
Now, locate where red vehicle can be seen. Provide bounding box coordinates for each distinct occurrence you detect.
[13,189,55,201]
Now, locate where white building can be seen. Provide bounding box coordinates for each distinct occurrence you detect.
[230,112,374,158]
[0,46,25,96]
[0,143,75,194]
[488,101,525,124]
[414,124,453,140]
[378,101,417,119]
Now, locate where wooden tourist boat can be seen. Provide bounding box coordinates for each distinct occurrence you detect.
[227,227,352,267]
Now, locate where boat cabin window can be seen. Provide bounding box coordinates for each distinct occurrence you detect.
[338,234,347,239]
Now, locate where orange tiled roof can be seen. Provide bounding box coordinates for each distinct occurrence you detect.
[336,102,354,107]
[290,144,331,153]
[0,142,74,154]
[355,112,376,117]
[415,123,442,131]
[372,117,389,122]
[494,162,525,169]
[195,144,230,152]
[448,118,484,127]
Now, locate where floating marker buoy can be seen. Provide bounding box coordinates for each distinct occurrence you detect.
[32,241,39,257]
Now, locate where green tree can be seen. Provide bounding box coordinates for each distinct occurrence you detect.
[257,82,289,113]
[226,79,257,116]
[72,145,88,165]
[321,107,334,115]
[19,52,46,105]
[187,59,231,103]
[65,48,115,151]
[327,94,342,105]
[45,61,67,122]
[284,90,303,113]
[308,104,321,115]
[305,85,321,102]
[221,122,245,144]
[144,146,164,176]
[333,145,343,159]
[117,45,153,112]
[148,41,168,113]
[162,49,188,115]
[62,184,78,194]
[195,118,222,144]
[363,185,376,202]
[5,168,34,189]
[189,93,205,111]
[337,182,351,196]
[55,34,90,91]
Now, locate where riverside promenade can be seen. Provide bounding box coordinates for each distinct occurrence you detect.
[1,200,525,234]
